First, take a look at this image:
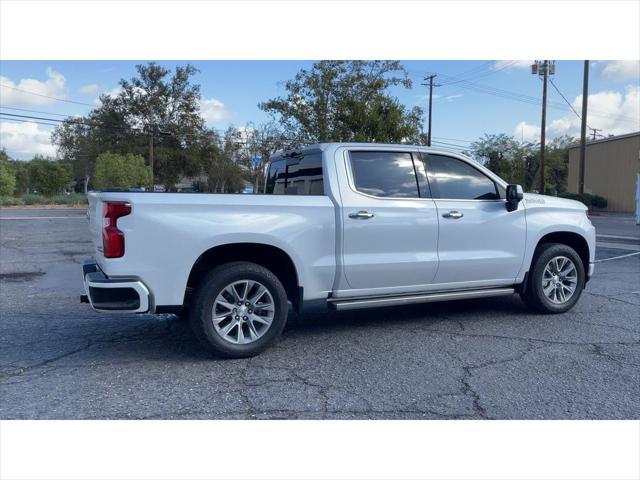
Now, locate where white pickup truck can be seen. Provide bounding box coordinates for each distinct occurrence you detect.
[83,143,595,357]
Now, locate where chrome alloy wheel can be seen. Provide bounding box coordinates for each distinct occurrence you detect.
[211,280,275,344]
[542,256,578,304]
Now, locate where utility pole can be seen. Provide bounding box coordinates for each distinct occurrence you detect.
[422,74,438,147]
[148,129,154,192]
[589,127,602,141]
[579,60,589,194]
[532,60,555,193]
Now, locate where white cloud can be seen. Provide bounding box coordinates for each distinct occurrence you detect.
[513,121,541,142]
[0,121,56,159]
[444,93,463,102]
[428,93,462,103]
[600,61,640,81]
[200,97,230,123]
[493,60,532,70]
[0,68,67,106]
[93,86,123,106]
[79,83,100,95]
[549,85,640,137]
[514,86,640,142]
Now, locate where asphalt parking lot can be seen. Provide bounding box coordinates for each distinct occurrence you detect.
[1,208,638,419]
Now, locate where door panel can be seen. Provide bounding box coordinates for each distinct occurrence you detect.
[343,198,439,289]
[433,199,526,284]
[422,153,526,285]
[340,150,439,290]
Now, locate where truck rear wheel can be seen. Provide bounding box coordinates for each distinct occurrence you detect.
[521,243,585,314]
[189,262,289,358]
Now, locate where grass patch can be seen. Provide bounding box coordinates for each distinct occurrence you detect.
[0,193,87,207]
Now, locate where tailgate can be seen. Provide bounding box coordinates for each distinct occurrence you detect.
[86,192,105,258]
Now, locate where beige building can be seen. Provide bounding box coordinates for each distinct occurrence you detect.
[567,131,640,213]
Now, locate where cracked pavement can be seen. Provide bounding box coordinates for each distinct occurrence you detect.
[1,208,639,419]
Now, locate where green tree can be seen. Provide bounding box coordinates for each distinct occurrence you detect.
[28,156,73,196]
[469,134,523,183]
[0,149,17,196]
[544,135,577,194]
[259,61,424,143]
[92,152,151,190]
[11,160,31,195]
[52,62,205,190]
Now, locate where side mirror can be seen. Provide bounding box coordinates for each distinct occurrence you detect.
[506,184,524,212]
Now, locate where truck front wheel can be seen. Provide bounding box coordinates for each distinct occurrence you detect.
[521,243,586,314]
[189,262,289,358]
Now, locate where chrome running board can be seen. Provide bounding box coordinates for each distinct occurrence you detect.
[327,287,515,311]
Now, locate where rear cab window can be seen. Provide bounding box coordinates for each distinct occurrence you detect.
[265,151,324,195]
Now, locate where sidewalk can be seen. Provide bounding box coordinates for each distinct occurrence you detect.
[589,213,639,238]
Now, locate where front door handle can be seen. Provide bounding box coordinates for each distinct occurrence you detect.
[349,211,375,220]
[442,210,464,219]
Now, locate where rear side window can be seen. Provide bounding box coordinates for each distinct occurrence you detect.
[349,151,420,198]
[425,154,500,200]
[264,152,324,195]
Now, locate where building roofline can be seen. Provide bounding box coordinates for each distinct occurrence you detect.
[568,131,640,149]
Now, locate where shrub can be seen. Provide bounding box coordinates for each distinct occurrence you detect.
[558,192,608,209]
[0,195,23,206]
[21,194,51,205]
[51,193,87,205]
[590,194,608,209]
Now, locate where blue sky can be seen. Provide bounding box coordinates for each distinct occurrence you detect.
[1,60,638,159]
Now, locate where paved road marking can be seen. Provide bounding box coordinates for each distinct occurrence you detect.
[0,216,85,220]
[597,234,640,241]
[596,241,640,252]
[595,251,640,263]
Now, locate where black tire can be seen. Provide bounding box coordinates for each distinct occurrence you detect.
[189,261,288,358]
[521,243,585,314]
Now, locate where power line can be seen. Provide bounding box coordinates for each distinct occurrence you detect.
[549,78,596,131]
[425,70,639,124]
[0,84,96,107]
[0,116,60,128]
[438,61,517,86]
[0,106,80,117]
[431,140,470,150]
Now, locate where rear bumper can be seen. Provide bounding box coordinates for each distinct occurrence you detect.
[82,261,150,313]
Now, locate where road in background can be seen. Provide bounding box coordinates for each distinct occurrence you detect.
[590,213,640,252]
[1,208,638,419]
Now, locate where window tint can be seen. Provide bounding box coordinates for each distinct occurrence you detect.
[350,151,420,198]
[265,159,286,194]
[426,155,500,200]
[264,152,324,195]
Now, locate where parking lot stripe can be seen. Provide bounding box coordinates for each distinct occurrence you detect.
[595,251,640,262]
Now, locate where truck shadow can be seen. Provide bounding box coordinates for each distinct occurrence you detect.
[284,294,530,335]
[40,294,532,363]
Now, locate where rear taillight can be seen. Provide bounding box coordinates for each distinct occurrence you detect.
[102,201,131,258]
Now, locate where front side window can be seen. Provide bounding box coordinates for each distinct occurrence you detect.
[264,152,324,195]
[349,151,420,198]
[425,154,500,200]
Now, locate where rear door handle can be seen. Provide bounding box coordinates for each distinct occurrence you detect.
[349,211,375,220]
[442,210,463,219]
